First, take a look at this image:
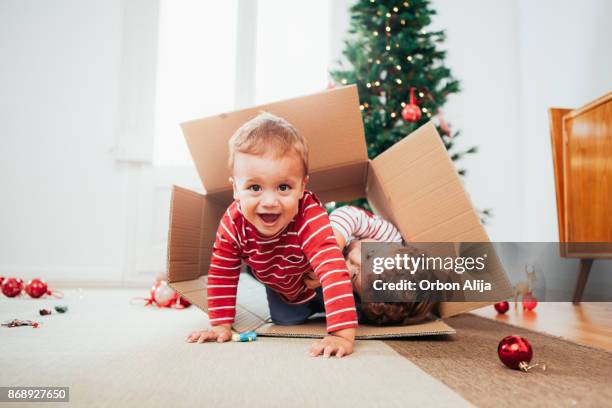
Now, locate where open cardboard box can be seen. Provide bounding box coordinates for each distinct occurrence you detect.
[167,85,513,339]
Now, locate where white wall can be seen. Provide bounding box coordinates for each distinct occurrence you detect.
[431,0,523,242]
[0,0,133,284]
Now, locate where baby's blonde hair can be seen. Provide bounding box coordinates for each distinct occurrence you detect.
[228,112,309,175]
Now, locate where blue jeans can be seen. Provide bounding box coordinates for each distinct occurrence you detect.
[265,286,363,326]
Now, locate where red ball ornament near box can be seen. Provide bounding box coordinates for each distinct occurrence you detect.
[151,280,177,308]
[132,280,191,309]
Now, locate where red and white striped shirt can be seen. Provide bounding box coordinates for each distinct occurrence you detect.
[329,205,403,245]
[207,191,357,333]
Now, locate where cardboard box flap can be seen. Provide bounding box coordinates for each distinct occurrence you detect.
[169,275,208,314]
[169,90,513,336]
[167,186,226,283]
[366,160,398,228]
[180,85,368,196]
[368,122,513,318]
[309,161,368,203]
[369,122,488,242]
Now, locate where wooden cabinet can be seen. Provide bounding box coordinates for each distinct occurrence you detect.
[549,92,612,303]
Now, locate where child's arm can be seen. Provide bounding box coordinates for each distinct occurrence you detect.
[298,194,358,357]
[187,206,243,343]
[304,207,400,290]
[329,206,402,245]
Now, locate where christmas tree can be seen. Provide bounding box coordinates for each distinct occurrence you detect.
[330,0,488,219]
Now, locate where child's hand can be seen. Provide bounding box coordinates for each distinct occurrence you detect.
[303,264,359,290]
[185,324,232,343]
[303,269,320,289]
[308,329,355,358]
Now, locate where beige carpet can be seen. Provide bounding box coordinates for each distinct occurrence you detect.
[0,289,472,407]
[386,314,612,408]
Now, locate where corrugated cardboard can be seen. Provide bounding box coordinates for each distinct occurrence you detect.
[167,85,513,338]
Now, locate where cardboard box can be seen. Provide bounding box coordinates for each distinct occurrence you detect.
[167,85,513,338]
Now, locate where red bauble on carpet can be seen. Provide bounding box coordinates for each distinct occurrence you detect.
[498,335,533,370]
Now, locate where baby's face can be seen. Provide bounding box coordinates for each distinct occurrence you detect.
[231,150,308,237]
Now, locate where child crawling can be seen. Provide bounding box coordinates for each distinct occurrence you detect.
[186,113,359,357]
[185,112,438,357]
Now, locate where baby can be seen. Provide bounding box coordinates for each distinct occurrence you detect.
[186,112,358,357]
[310,206,440,326]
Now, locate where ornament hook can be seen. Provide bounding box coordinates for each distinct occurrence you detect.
[518,361,547,372]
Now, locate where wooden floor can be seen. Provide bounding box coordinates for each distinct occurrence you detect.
[472,302,612,351]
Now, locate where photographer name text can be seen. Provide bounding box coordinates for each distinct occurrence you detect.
[372,279,492,292]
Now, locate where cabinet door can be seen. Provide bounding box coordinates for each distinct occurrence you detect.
[563,93,612,255]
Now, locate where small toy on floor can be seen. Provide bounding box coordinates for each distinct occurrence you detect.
[232,331,257,342]
[55,305,68,313]
[2,319,40,328]
[39,305,68,316]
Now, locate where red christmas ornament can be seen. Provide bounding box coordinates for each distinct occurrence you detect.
[132,279,190,309]
[494,300,509,314]
[401,87,422,122]
[522,292,538,311]
[2,278,23,297]
[498,335,533,370]
[0,276,4,286]
[25,279,48,298]
[151,280,177,307]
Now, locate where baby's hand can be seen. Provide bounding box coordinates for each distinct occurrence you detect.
[185,324,232,343]
[304,269,320,289]
[309,333,354,358]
